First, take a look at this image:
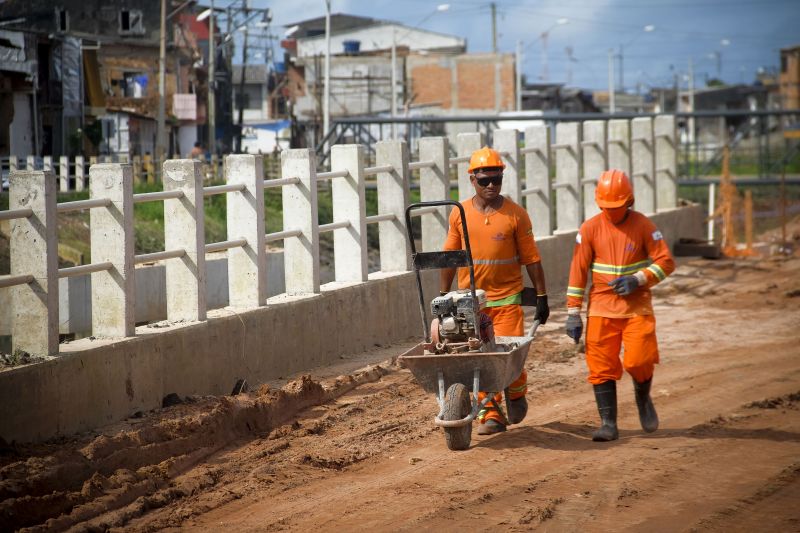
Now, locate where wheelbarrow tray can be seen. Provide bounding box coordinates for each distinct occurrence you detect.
[398,336,532,394]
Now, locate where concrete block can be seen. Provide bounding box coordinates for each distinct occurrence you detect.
[225,155,267,308]
[608,119,631,177]
[418,136,450,252]
[456,132,483,201]
[582,120,607,220]
[554,122,581,233]
[330,144,368,282]
[376,140,411,272]
[523,124,551,238]
[632,117,656,215]
[10,171,58,356]
[90,164,135,337]
[493,129,520,204]
[281,149,320,294]
[163,160,207,322]
[655,115,678,211]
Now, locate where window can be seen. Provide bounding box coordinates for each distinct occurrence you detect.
[781,54,787,73]
[119,9,145,35]
[55,8,68,32]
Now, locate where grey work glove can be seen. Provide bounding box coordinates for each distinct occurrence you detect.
[565,309,583,344]
[609,275,640,296]
[535,294,550,325]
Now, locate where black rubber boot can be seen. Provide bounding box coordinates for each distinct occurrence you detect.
[592,381,619,442]
[634,378,659,433]
[507,396,528,424]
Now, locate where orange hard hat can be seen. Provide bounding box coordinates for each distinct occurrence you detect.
[468,146,506,174]
[595,169,634,208]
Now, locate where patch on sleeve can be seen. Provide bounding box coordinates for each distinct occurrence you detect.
[526,228,533,236]
[652,230,663,241]
[576,233,582,244]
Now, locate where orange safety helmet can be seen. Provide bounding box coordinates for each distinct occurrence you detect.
[468,146,506,174]
[595,169,634,208]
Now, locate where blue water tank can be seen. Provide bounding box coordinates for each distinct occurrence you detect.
[342,40,361,54]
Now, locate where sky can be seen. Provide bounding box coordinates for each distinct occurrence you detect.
[222,0,799,91]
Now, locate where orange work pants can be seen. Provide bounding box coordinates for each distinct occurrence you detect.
[478,304,527,424]
[585,314,659,385]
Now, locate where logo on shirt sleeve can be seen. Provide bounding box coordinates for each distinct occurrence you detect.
[526,228,533,236]
[652,230,663,241]
[576,233,582,244]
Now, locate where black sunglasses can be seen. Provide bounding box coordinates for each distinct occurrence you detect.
[475,175,503,187]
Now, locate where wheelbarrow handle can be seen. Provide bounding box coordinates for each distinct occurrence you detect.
[527,319,541,339]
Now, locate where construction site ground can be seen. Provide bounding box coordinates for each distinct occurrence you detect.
[2,227,800,531]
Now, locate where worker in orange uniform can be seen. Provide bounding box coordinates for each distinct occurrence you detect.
[441,146,550,435]
[565,169,675,441]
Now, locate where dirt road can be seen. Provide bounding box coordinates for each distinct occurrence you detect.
[2,250,799,532]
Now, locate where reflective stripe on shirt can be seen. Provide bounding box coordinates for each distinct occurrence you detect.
[485,292,522,307]
[473,255,520,265]
[647,263,667,281]
[590,259,651,276]
[566,286,585,298]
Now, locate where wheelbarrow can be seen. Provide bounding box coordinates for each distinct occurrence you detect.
[397,200,539,451]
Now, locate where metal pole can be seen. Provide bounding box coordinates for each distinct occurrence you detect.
[781,161,787,250]
[688,57,696,178]
[516,40,522,111]
[208,0,216,157]
[157,0,167,172]
[608,49,615,114]
[707,182,715,242]
[490,2,497,54]
[236,24,249,152]
[323,0,331,145]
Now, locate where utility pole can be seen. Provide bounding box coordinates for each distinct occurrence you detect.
[515,39,522,111]
[391,28,397,138]
[490,2,497,54]
[208,0,216,157]
[157,0,167,168]
[688,57,695,145]
[323,0,331,146]
[608,48,615,114]
[236,21,249,152]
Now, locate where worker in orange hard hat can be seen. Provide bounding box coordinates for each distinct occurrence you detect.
[565,169,675,441]
[441,146,550,435]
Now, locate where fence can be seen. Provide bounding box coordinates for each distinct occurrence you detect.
[1,116,678,358]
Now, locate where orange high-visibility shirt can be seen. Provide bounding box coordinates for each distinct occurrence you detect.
[444,197,541,301]
[566,210,675,318]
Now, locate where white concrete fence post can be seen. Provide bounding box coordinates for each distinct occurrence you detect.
[10,170,59,356]
[90,163,135,337]
[632,117,656,215]
[554,122,582,233]
[330,144,368,283]
[226,154,267,307]
[523,124,552,237]
[9,155,18,173]
[75,156,86,192]
[59,156,70,192]
[655,114,678,210]
[456,132,483,201]
[163,159,207,322]
[26,155,35,170]
[281,149,320,295]
[581,120,608,220]
[608,119,632,178]
[418,136,451,252]
[43,156,52,175]
[376,140,411,272]
[493,129,521,204]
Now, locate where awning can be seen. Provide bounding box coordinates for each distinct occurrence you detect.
[247,119,292,132]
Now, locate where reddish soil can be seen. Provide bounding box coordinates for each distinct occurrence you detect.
[2,240,800,531]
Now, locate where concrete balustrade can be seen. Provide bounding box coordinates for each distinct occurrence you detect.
[493,129,521,204]
[281,149,320,295]
[523,124,551,238]
[163,160,207,322]
[632,117,656,215]
[554,122,582,233]
[375,140,411,272]
[608,119,632,177]
[330,144,368,283]
[581,120,607,220]
[456,132,483,201]
[89,164,135,337]
[655,115,678,211]
[226,155,267,308]
[10,171,59,356]
[417,136,451,252]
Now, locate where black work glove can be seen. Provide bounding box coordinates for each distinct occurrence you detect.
[565,310,583,344]
[609,275,640,296]
[534,294,550,325]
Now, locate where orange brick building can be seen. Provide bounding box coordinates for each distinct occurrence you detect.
[779,45,800,109]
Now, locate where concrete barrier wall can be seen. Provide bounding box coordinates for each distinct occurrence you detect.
[0,204,703,443]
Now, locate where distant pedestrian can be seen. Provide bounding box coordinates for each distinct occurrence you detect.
[190,142,204,160]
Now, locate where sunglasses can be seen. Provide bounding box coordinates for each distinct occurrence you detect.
[475,175,503,187]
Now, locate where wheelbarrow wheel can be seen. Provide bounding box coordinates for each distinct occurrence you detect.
[443,383,472,451]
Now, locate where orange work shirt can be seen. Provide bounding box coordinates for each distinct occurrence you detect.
[444,196,541,302]
[567,210,675,318]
